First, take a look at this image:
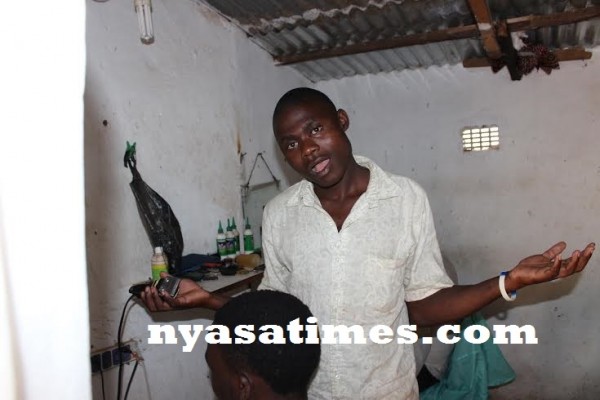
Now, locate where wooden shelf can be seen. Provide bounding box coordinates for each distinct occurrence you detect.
[200,270,264,295]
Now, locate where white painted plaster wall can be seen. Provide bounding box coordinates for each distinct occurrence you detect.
[86,0,600,397]
[85,1,306,399]
[316,55,600,399]
[1,2,89,400]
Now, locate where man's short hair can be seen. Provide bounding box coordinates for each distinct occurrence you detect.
[212,290,320,396]
[273,87,337,124]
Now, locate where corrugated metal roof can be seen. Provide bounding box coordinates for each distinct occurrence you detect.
[197,0,600,81]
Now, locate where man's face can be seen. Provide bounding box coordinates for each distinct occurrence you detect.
[205,344,241,400]
[274,100,352,189]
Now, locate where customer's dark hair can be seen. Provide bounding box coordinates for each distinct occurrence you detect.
[212,290,320,396]
[273,87,337,124]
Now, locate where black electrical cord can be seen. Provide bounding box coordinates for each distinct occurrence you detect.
[123,359,140,400]
[99,368,106,400]
[117,294,135,400]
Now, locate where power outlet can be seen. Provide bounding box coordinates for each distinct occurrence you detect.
[91,340,141,374]
[90,354,101,374]
[101,350,112,370]
[112,343,133,365]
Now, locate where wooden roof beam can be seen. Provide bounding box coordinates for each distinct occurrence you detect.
[495,20,522,80]
[274,6,600,65]
[463,47,592,68]
[509,5,600,31]
[466,0,502,59]
[275,25,479,65]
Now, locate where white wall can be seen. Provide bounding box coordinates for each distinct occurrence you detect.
[1,2,89,400]
[85,0,306,399]
[316,55,600,399]
[86,1,600,397]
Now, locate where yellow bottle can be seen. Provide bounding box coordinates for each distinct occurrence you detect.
[235,253,262,270]
[151,246,168,280]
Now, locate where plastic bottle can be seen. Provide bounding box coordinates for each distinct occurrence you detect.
[231,217,240,255]
[151,246,168,281]
[243,217,254,254]
[225,218,235,257]
[216,221,227,260]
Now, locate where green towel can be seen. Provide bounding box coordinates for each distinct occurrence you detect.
[420,313,516,400]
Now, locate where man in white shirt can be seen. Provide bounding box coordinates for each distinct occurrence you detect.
[141,87,594,400]
[259,153,452,399]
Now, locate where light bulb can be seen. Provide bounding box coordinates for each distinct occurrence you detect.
[134,0,154,44]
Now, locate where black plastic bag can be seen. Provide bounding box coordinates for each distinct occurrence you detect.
[124,142,184,274]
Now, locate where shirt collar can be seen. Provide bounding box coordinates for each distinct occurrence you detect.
[287,155,403,208]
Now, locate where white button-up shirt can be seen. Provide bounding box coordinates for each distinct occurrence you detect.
[259,156,453,399]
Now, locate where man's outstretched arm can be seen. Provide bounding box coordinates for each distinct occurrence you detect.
[140,272,230,312]
[407,241,595,327]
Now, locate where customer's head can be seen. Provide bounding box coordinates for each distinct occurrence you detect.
[206,290,320,400]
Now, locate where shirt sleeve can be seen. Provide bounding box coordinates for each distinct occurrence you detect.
[404,189,454,302]
[257,201,290,292]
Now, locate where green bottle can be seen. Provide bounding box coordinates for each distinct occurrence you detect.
[243,217,254,254]
[151,247,168,281]
[225,218,235,257]
[231,217,240,255]
[216,221,227,259]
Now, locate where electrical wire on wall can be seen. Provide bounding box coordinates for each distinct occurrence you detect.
[92,294,142,399]
[117,295,137,400]
[99,369,106,400]
[124,359,140,400]
[240,152,280,221]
